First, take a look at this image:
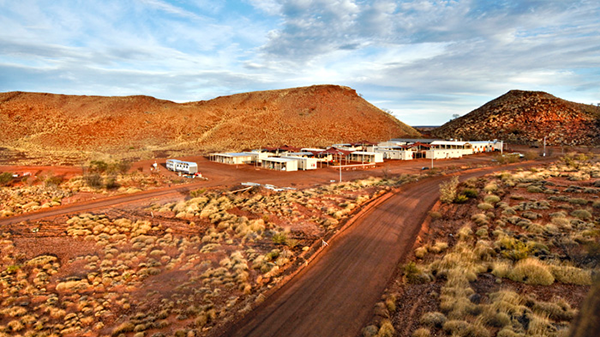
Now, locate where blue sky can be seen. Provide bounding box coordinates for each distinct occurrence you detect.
[1,0,599,125]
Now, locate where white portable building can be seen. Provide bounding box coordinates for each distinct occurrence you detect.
[470,141,495,153]
[346,151,384,163]
[261,157,299,172]
[374,147,415,160]
[281,156,318,170]
[426,141,473,158]
[209,152,258,165]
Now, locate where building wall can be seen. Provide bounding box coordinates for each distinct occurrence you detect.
[261,159,299,172]
[426,149,463,159]
[347,152,384,163]
[375,149,414,160]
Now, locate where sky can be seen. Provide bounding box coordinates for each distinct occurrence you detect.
[1,0,599,125]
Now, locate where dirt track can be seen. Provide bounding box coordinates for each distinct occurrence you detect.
[216,162,545,337]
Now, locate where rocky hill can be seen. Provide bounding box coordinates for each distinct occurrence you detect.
[0,85,420,164]
[433,90,600,146]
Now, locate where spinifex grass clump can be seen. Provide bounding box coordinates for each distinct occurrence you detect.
[374,155,600,337]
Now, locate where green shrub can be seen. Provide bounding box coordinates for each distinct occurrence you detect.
[471,213,488,225]
[527,185,544,193]
[550,265,592,285]
[428,211,442,219]
[532,299,576,321]
[491,261,512,278]
[524,151,539,160]
[477,203,494,211]
[84,173,103,188]
[442,320,471,336]
[412,327,431,337]
[569,198,589,205]
[462,188,478,198]
[44,173,63,187]
[105,175,119,189]
[508,258,554,285]
[484,182,498,193]
[190,189,206,198]
[497,327,522,337]
[454,194,469,204]
[440,177,459,203]
[377,319,395,337]
[521,211,541,220]
[551,217,571,228]
[415,246,428,259]
[362,325,378,337]
[457,226,473,240]
[571,209,592,220]
[112,321,135,335]
[430,241,449,254]
[385,295,396,313]
[0,172,13,186]
[404,262,430,284]
[469,324,491,337]
[420,311,447,328]
[272,232,288,245]
[89,160,109,173]
[484,195,501,204]
[108,160,132,174]
[487,312,511,327]
[496,237,530,261]
[475,228,488,238]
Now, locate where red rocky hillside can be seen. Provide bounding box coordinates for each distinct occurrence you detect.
[433,90,600,146]
[0,85,420,162]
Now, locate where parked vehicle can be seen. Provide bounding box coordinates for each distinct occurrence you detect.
[166,159,199,174]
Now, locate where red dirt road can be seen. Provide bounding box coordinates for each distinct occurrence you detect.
[217,162,544,337]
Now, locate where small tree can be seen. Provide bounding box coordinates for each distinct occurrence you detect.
[439,176,459,203]
[44,173,63,188]
[524,151,539,160]
[0,172,13,186]
[108,160,131,175]
[89,160,108,173]
[84,173,103,189]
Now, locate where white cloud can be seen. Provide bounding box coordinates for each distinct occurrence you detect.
[246,0,283,15]
[137,0,204,20]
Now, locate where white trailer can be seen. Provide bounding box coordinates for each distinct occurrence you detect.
[347,151,384,163]
[166,159,198,174]
[281,156,318,170]
[261,157,299,172]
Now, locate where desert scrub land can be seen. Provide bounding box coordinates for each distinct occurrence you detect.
[0,174,414,337]
[0,161,192,218]
[363,153,600,337]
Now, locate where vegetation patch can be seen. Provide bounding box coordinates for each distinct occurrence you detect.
[364,154,600,337]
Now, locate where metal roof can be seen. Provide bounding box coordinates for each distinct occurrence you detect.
[262,157,299,163]
[213,152,257,157]
[430,140,470,146]
[350,151,380,155]
[285,152,315,156]
[167,159,198,165]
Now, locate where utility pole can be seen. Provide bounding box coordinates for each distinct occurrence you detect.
[431,148,434,169]
[543,136,547,157]
[339,153,342,182]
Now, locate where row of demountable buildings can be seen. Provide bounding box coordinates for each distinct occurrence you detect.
[207,139,503,172]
